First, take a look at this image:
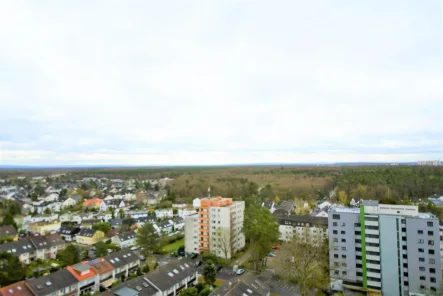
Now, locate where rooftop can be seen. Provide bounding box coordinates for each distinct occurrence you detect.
[26,269,79,296]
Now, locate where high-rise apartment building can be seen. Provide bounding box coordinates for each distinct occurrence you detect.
[329,201,441,296]
[185,196,245,259]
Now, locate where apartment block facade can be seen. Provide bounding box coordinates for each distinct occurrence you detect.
[185,196,245,259]
[329,201,442,296]
[275,214,328,245]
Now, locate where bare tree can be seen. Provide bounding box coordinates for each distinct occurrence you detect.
[216,227,232,259]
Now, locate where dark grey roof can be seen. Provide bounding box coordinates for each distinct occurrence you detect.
[114,287,138,296]
[109,276,159,296]
[26,269,79,296]
[104,250,139,268]
[77,228,98,237]
[58,226,81,235]
[104,199,124,206]
[118,231,136,242]
[171,217,184,224]
[45,234,65,247]
[29,236,50,250]
[109,219,123,226]
[0,238,36,256]
[210,276,270,296]
[156,221,171,228]
[277,200,295,212]
[0,225,17,238]
[144,259,197,291]
[133,216,155,223]
[275,214,328,227]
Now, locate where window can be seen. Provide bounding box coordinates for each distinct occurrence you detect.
[356,255,362,260]
[333,222,337,226]
[342,271,347,275]
[420,276,426,280]
[341,262,347,267]
[333,230,338,234]
[418,248,424,253]
[430,268,435,274]
[334,270,339,275]
[341,222,346,226]
[341,238,346,243]
[334,262,339,267]
[333,238,338,242]
[429,258,435,264]
[418,239,424,244]
[418,230,423,235]
[356,263,362,268]
[419,267,425,271]
[333,214,340,220]
[341,230,346,234]
[428,240,434,245]
[342,254,347,259]
[419,257,425,262]
[402,254,407,259]
[404,281,409,286]
[428,231,434,236]
[430,277,436,283]
[427,221,433,227]
[356,272,363,276]
[334,254,338,258]
[341,247,346,251]
[429,249,435,255]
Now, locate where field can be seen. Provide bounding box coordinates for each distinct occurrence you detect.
[161,238,184,253]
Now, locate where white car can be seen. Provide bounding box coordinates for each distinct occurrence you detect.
[236,268,245,275]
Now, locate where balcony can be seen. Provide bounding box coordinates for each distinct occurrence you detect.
[198,223,209,227]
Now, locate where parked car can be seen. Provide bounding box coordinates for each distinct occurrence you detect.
[194,260,203,267]
[190,253,198,259]
[236,268,245,275]
[268,252,276,257]
[139,255,146,261]
[272,245,280,250]
[130,246,139,251]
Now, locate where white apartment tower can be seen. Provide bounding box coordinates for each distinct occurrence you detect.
[329,200,442,296]
[185,196,245,259]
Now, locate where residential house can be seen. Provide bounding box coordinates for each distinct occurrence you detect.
[86,257,115,290]
[133,216,156,228]
[126,211,148,219]
[209,276,270,296]
[61,197,77,209]
[104,199,126,209]
[42,193,59,202]
[0,281,34,296]
[112,231,136,249]
[154,221,173,235]
[105,250,140,280]
[109,219,123,229]
[106,258,197,296]
[28,221,61,235]
[172,203,187,209]
[26,269,79,296]
[60,213,73,223]
[75,229,105,245]
[58,226,81,242]
[23,214,59,225]
[0,238,37,264]
[34,201,61,214]
[80,219,101,229]
[262,201,276,213]
[0,225,18,241]
[155,209,173,219]
[273,200,295,216]
[67,263,99,295]
[169,217,185,231]
[83,198,107,212]
[177,208,197,218]
[94,212,113,222]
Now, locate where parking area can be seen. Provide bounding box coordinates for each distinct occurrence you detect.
[264,278,299,293]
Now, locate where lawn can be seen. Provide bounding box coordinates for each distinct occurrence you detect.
[162,238,184,253]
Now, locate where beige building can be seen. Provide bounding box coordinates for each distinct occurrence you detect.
[275,214,328,245]
[76,229,105,245]
[185,196,245,259]
[28,221,61,235]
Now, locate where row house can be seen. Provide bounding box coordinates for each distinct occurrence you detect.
[26,269,79,296]
[105,259,197,296]
[155,209,174,219]
[28,221,61,235]
[0,225,18,241]
[76,229,105,245]
[177,208,197,218]
[0,234,65,264]
[112,230,136,249]
[58,226,81,242]
[67,263,98,295]
[105,250,140,279]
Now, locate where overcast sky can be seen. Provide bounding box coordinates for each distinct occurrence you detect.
[0,1,442,166]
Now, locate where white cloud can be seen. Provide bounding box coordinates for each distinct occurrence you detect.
[0,0,442,165]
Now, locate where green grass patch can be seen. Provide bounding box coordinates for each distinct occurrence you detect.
[162,238,184,253]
